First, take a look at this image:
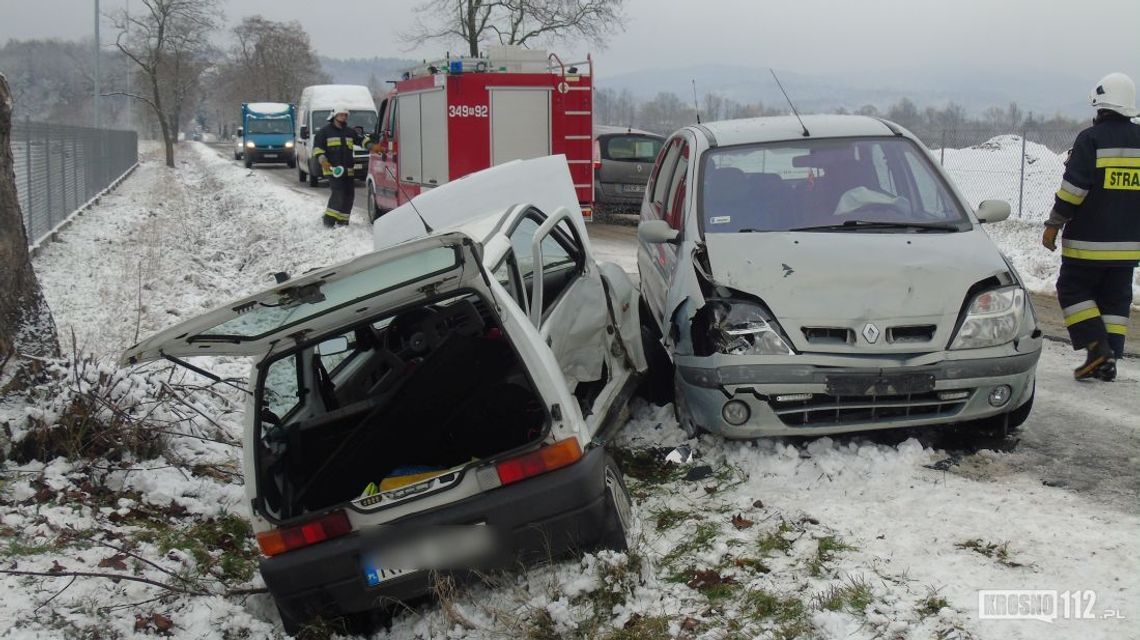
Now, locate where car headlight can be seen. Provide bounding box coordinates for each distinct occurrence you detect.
[707,301,794,355]
[285,140,294,148]
[950,286,1025,350]
[245,140,255,148]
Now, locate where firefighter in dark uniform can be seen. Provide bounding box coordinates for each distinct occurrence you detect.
[313,106,365,227]
[1042,72,1140,381]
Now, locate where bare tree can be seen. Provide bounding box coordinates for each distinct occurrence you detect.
[110,0,220,167]
[0,74,59,363]
[231,16,326,102]
[404,0,627,58]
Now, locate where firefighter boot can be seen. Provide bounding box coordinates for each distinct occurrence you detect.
[1096,360,1117,382]
[1074,341,1114,380]
[322,215,336,228]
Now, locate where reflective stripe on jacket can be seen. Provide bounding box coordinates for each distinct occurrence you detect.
[1054,113,1140,267]
[313,122,364,175]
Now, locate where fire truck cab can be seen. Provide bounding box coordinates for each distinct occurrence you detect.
[365,46,595,223]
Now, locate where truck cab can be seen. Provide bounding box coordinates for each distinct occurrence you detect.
[240,102,296,169]
[365,46,594,224]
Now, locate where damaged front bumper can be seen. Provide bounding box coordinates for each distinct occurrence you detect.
[674,343,1041,438]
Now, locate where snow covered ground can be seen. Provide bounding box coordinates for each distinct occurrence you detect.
[0,141,1136,639]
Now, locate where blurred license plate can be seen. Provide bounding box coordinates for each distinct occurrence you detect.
[826,373,934,396]
[361,556,414,587]
[263,153,277,159]
[624,184,646,193]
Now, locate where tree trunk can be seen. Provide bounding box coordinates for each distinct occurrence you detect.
[0,74,59,360]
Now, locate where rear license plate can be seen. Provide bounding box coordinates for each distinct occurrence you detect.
[825,373,935,396]
[623,183,646,193]
[361,556,414,587]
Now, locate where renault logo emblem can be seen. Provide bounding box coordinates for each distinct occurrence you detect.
[862,323,880,344]
[636,164,643,173]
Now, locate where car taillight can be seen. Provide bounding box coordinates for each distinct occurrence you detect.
[256,510,352,557]
[496,438,582,486]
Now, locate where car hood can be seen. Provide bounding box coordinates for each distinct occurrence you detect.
[703,230,1012,350]
[121,232,483,365]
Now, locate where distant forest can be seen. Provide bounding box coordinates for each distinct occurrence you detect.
[0,37,1090,150]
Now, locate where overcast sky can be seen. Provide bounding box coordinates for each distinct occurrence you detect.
[3,0,1138,86]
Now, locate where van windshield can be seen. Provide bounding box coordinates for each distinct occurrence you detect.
[312,110,377,133]
[246,118,292,134]
[700,137,969,233]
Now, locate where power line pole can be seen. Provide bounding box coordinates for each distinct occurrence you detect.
[94,0,101,129]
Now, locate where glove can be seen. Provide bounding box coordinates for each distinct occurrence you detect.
[331,166,345,178]
[1041,226,1058,252]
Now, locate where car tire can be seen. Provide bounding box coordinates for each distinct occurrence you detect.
[287,158,296,169]
[308,160,320,187]
[672,369,704,438]
[636,307,673,406]
[244,156,253,169]
[597,458,634,551]
[366,183,379,223]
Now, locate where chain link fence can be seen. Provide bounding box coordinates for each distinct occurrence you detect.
[909,127,1084,222]
[12,120,138,249]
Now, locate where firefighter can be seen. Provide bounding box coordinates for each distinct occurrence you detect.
[1042,72,1140,381]
[313,106,364,227]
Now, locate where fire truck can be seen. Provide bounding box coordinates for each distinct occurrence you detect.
[365,46,595,222]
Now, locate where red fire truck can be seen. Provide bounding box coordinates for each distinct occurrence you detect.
[365,46,595,222]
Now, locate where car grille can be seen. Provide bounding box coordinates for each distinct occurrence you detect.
[802,327,854,345]
[770,390,970,427]
[887,325,936,344]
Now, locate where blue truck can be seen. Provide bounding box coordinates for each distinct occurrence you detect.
[236,102,296,168]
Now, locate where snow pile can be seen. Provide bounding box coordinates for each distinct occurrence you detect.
[937,135,1067,223]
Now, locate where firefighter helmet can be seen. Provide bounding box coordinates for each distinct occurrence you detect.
[328,106,351,121]
[1090,72,1139,117]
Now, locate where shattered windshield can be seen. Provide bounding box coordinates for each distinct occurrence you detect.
[197,247,459,340]
[700,137,969,233]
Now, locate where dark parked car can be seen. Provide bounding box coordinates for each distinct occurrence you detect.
[594,125,665,215]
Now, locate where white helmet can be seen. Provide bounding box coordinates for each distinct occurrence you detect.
[1090,72,1139,117]
[328,106,350,121]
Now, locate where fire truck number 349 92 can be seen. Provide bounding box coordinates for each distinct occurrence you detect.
[448,105,489,118]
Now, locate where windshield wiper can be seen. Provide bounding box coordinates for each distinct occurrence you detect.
[789,220,960,232]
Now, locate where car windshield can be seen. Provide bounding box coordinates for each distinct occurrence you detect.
[312,110,377,133]
[246,118,293,134]
[602,134,663,163]
[700,137,969,233]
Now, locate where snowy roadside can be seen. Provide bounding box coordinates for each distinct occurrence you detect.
[1,142,1135,640]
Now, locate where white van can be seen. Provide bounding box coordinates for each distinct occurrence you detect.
[295,84,378,187]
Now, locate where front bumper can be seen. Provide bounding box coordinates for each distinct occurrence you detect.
[676,347,1041,438]
[248,147,295,162]
[260,446,611,621]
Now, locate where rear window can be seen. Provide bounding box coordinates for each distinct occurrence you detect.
[601,135,663,163]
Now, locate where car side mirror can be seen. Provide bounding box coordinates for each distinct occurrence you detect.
[638,219,680,244]
[976,199,1011,223]
[299,125,309,139]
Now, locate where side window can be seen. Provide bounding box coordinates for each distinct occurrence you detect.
[263,356,301,419]
[507,211,584,321]
[648,138,683,219]
[665,142,690,229]
[492,255,525,307]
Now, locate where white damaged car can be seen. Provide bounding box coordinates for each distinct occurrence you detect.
[636,115,1041,439]
[122,156,645,632]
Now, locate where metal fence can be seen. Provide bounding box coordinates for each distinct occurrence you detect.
[909,127,1084,221]
[11,120,138,249]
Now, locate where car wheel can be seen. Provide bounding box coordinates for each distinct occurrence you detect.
[598,458,634,551]
[308,160,320,187]
[636,303,673,405]
[672,369,704,438]
[287,158,296,169]
[366,183,379,223]
[244,156,253,169]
